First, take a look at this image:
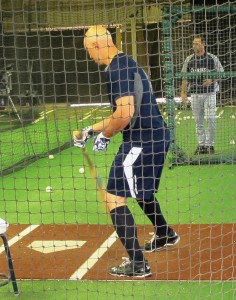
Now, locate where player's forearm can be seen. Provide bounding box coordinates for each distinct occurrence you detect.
[90,116,126,137]
[104,115,131,137]
[91,116,113,133]
[91,96,134,138]
[91,114,130,138]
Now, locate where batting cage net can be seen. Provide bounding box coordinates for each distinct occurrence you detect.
[0,1,235,299]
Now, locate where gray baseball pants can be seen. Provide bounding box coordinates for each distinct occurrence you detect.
[191,93,216,147]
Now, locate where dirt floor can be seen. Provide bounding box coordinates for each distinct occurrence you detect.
[0,224,235,281]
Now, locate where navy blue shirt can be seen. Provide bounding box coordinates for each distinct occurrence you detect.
[181,52,224,94]
[105,52,169,143]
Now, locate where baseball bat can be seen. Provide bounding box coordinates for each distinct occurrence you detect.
[81,147,106,202]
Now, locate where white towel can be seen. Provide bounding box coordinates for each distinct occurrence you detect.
[0,218,9,234]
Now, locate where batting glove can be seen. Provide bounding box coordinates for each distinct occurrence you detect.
[93,132,110,151]
[73,127,94,148]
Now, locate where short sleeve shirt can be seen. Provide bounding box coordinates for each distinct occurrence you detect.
[105,52,169,143]
[181,52,224,93]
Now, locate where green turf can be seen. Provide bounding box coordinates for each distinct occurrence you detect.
[0,105,112,173]
[174,106,236,156]
[1,105,235,173]
[0,280,235,300]
[0,144,235,225]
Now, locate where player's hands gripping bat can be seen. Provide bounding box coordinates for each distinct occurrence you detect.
[93,132,110,151]
[73,127,94,148]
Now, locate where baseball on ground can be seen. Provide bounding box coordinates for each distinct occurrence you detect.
[46,186,53,193]
[79,167,85,174]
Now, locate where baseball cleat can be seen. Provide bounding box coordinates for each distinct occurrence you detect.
[142,228,180,252]
[194,145,207,155]
[108,257,152,278]
[206,146,215,154]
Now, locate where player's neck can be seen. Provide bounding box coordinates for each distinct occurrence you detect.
[106,47,119,65]
[196,49,205,57]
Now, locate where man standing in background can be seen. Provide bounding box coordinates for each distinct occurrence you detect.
[181,35,224,154]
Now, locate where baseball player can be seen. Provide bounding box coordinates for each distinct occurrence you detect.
[181,35,224,155]
[73,26,180,277]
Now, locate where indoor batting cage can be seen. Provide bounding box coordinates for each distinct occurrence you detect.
[0,1,235,300]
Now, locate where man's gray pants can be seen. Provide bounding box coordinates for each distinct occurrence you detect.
[191,93,216,147]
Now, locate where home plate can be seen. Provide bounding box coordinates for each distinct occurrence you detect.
[28,240,86,253]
